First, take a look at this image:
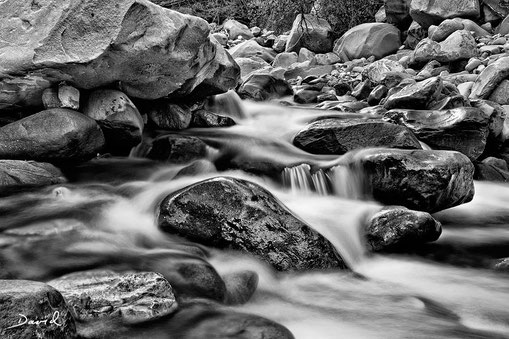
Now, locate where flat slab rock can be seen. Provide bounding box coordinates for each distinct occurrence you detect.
[0,280,76,339]
[48,270,178,324]
[340,148,475,213]
[158,176,345,271]
[293,118,422,155]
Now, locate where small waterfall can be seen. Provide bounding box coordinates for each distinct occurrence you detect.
[206,89,246,120]
[282,164,332,195]
[282,164,366,200]
[329,165,366,200]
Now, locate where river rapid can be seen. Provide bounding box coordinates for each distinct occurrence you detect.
[1,94,508,338]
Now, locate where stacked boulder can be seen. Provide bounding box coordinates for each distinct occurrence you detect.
[0,0,240,186]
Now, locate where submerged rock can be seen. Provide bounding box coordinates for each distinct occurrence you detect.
[340,148,475,212]
[158,176,345,271]
[166,305,295,339]
[0,160,66,186]
[366,206,442,251]
[0,280,76,339]
[0,0,239,110]
[49,270,178,324]
[145,134,208,164]
[293,118,421,155]
[384,107,490,160]
[0,108,104,162]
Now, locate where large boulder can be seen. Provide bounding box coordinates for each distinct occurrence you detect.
[333,23,401,62]
[285,14,334,53]
[413,30,478,64]
[0,280,76,339]
[409,0,481,28]
[366,206,442,251]
[340,148,475,212]
[0,0,239,111]
[0,160,66,186]
[469,56,509,100]
[48,270,178,324]
[0,108,105,162]
[158,176,345,271]
[293,118,421,155]
[384,107,489,160]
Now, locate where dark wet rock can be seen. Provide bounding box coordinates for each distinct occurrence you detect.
[237,73,293,101]
[384,76,443,110]
[317,92,338,103]
[223,270,259,305]
[368,85,389,106]
[474,157,509,182]
[405,21,427,49]
[48,270,178,324]
[334,23,401,62]
[0,160,66,186]
[470,99,506,151]
[340,148,475,212]
[223,19,253,40]
[0,108,104,162]
[191,109,236,128]
[0,280,76,339]
[0,0,239,110]
[230,40,277,64]
[97,120,142,156]
[166,305,295,339]
[413,30,478,64]
[158,176,345,271]
[147,101,192,130]
[351,80,373,100]
[469,56,509,100]
[145,135,207,164]
[286,14,333,54]
[294,89,320,104]
[409,0,480,28]
[293,118,421,155]
[366,206,442,252]
[384,107,490,160]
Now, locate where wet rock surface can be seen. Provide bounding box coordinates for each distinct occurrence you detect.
[366,206,442,252]
[294,118,422,155]
[48,270,178,324]
[0,280,76,339]
[0,160,66,186]
[158,176,345,271]
[341,148,475,212]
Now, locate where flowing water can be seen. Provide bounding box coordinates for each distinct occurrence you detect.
[1,93,509,338]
